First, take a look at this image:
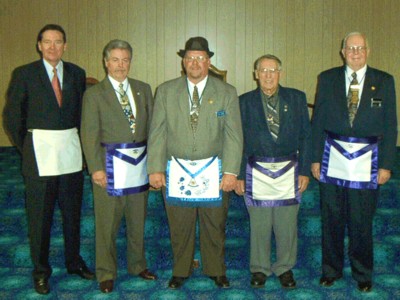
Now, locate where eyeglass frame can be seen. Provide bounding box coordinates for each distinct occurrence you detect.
[344,45,368,53]
[257,67,281,75]
[184,55,209,63]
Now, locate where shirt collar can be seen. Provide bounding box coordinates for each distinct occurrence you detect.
[346,64,367,81]
[108,75,128,90]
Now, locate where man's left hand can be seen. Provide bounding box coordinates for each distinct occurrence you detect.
[378,168,391,185]
[220,174,237,192]
[298,175,310,193]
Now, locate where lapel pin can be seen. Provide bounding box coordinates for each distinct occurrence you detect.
[208,99,214,104]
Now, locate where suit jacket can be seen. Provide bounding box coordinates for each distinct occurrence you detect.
[81,76,153,174]
[3,59,86,177]
[238,86,311,179]
[147,76,243,175]
[311,66,398,170]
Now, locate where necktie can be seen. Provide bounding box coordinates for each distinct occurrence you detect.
[52,68,62,107]
[190,86,200,132]
[348,72,359,127]
[266,95,279,141]
[118,83,136,134]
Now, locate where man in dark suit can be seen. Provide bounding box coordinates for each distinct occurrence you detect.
[311,32,397,292]
[147,37,243,289]
[3,24,94,295]
[80,39,156,293]
[235,54,311,289]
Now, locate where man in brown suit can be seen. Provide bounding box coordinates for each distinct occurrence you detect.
[81,39,156,293]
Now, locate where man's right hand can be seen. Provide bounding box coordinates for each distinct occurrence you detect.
[234,180,245,196]
[149,172,166,189]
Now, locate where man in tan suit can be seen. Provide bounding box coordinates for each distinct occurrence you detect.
[81,39,156,293]
[147,37,243,289]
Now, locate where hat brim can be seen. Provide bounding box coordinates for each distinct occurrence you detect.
[177,50,214,58]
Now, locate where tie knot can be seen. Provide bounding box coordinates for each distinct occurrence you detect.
[53,67,57,75]
[352,72,357,79]
[119,83,124,89]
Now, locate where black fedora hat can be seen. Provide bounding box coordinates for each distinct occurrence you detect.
[178,36,214,58]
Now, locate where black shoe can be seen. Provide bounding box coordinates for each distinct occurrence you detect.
[319,275,342,287]
[209,275,230,288]
[358,281,372,292]
[278,270,296,289]
[68,264,95,280]
[168,276,187,289]
[34,278,50,295]
[99,280,114,293]
[251,272,267,288]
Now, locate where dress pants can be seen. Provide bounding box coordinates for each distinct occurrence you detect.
[93,184,148,282]
[24,171,84,280]
[163,190,229,277]
[320,182,378,282]
[247,204,299,277]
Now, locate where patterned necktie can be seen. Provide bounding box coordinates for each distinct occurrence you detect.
[52,68,62,107]
[348,72,359,127]
[266,95,279,141]
[190,86,200,132]
[118,83,135,134]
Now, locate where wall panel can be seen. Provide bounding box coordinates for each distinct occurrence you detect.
[0,0,399,146]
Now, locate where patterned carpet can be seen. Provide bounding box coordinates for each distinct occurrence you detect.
[0,147,399,299]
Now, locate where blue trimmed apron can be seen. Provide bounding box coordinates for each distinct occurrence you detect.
[166,156,222,207]
[101,141,149,196]
[320,131,378,190]
[245,154,300,207]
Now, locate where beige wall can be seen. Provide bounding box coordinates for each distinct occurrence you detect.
[1,0,399,146]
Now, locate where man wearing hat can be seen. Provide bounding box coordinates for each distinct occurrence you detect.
[147,37,243,289]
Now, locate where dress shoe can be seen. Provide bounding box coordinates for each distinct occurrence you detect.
[251,272,267,288]
[278,270,296,289]
[319,275,342,287]
[34,278,50,295]
[99,280,114,293]
[209,275,230,288]
[168,276,187,289]
[138,269,157,280]
[358,281,372,292]
[68,265,95,280]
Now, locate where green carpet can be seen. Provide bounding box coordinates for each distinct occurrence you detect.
[0,147,399,299]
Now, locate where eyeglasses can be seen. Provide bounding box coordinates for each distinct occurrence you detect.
[185,56,208,63]
[345,46,367,53]
[258,68,280,74]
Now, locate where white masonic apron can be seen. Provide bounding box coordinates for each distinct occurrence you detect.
[245,154,300,207]
[320,131,378,189]
[166,156,222,207]
[101,141,149,196]
[32,128,82,176]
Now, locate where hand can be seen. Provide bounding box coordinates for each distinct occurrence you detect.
[234,180,245,195]
[377,168,391,185]
[92,170,107,188]
[220,174,237,192]
[298,175,310,193]
[311,163,320,181]
[149,172,166,189]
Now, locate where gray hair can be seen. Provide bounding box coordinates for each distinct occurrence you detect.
[103,39,133,60]
[342,32,369,49]
[254,54,282,70]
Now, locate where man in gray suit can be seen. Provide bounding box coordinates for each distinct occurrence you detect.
[81,40,156,293]
[147,37,243,289]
